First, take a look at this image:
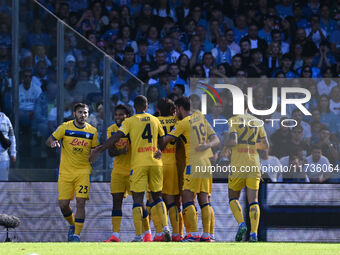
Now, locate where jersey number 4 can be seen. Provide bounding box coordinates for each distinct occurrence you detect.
[142,123,152,143]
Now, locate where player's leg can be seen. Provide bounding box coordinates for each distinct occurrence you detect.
[182,189,199,241]
[73,175,90,242]
[130,167,148,241]
[197,191,211,241]
[105,192,124,242]
[149,166,170,242]
[246,183,260,242]
[208,196,215,241]
[58,178,75,241]
[176,194,184,239]
[163,194,181,241]
[228,175,247,242]
[131,191,144,241]
[141,202,152,242]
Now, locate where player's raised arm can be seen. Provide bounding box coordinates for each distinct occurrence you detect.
[195,134,220,151]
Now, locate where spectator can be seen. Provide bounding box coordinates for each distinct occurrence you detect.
[153,0,177,22]
[122,46,139,76]
[225,29,241,57]
[259,149,282,183]
[317,67,337,96]
[196,25,214,52]
[162,36,180,63]
[211,35,232,66]
[233,14,248,44]
[26,19,52,48]
[305,143,331,183]
[259,14,275,44]
[33,45,52,68]
[319,127,339,165]
[281,16,297,43]
[320,5,338,35]
[292,109,312,145]
[275,0,293,18]
[172,84,185,98]
[247,49,267,77]
[271,29,290,54]
[319,94,338,135]
[189,5,207,29]
[136,39,153,65]
[148,49,168,81]
[239,38,252,69]
[120,25,138,53]
[176,54,190,81]
[244,24,268,54]
[291,43,304,70]
[0,107,16,181]
[314,41,336,70]
[146,85,159,114]
[202,52,215,78]
[305,14,327,47]
[168,63,187,91]
[329,20,340,56]
[147,25,161,57]
[270,120,291,159]
[266,42,282,73]
[293,4,309,28]
[19,69,42,128]
[183,35,204,69]
[330,85,340,115]
[228,54,242,77]
[280,147,309,183]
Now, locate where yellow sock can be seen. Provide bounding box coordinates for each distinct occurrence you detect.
[132,204,143,236]
[74,218,84,236]
[152,199,168,228]
[178,209,183,236]
[142,207,150,232]
[183,202,197,233]
[168,204,179,234]
[201,203,211,234]
[210,206,215,235]
[249,202,260,234]
[151,205,163,233]
[229,199,244,224]
[111,210,122,233]
[63,212,74,226]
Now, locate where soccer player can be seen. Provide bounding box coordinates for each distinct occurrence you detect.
[90,95,170,242]
[46,103,99,242]
[105,104,152,242]
[224,105,269,242]
[160,97,220,242]
[156,98,182,241]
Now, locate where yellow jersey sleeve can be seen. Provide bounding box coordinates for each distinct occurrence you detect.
[258,125,267,139]
[169,120,184,138]
[52,123,66,140]
[92,130,100,148]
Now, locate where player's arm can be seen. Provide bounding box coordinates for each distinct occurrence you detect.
[90,131,125,163]
[108,145,128,157]
[46,135,60,148]
[195,134,220,151]
[159,135,177,151]
[224,132,238,147]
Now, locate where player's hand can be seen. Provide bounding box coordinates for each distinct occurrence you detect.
[50,140,60,148]
[195,143,210,152]
[90,146,101,164]
[119,147,128,154]
[154,149,162,159]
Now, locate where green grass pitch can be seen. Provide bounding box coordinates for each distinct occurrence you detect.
[1,243,339,255]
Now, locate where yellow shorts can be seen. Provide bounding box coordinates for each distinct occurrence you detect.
[130,166,163,193]
[58,174,90,200]
[228,166,261,191]
[162,164,179,195]
[228,177,261,191]
[183,165,211,194]
[111,171,131,196]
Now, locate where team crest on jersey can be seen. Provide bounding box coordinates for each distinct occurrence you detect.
[86,133,90,139]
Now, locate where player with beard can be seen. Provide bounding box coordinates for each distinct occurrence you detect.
[46,103,99,242]
[160,97,220,242]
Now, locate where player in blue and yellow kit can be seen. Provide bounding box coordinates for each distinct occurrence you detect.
[46,103,99,242]
[160,97,220,242]
[90,96,170,242]
[225,110,269,242]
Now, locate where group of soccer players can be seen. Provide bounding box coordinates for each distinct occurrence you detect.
[46,93,269,243]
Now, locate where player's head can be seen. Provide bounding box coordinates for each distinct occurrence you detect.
[175,96,190,120]
[73,103,89,126]
[134,95,148,113]
[114,104,132,126]
[157,98,175,116]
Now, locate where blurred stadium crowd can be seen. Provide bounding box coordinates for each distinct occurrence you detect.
[0,0,339,182]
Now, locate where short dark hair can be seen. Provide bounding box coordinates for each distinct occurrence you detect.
[175,97,190,111]
[124,46,134,54]
[311,143,322,151]
[73,103,89,112]
[134,95,148,109]
[114,104,132,117]
[174,84,185,94]
[239,37,251,45]
[157,98,175,116]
